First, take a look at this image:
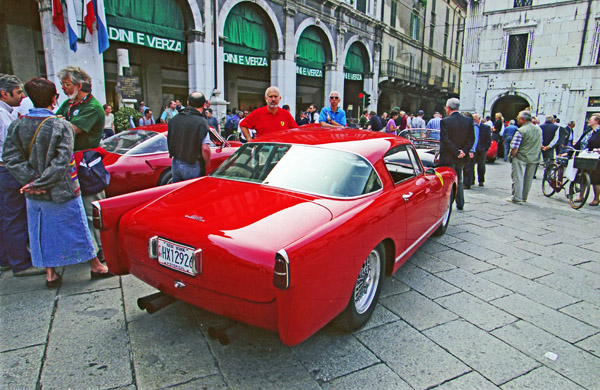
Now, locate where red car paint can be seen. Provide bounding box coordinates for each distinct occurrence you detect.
[102,123,240,197]
[95,127,457,345]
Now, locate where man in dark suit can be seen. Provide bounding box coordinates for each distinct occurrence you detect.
[540,115,560,164]
[439,98,475,210]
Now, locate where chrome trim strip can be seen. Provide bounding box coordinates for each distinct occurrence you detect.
[394,215,445,263]
[148,236,158,259]
[276,249,290,289]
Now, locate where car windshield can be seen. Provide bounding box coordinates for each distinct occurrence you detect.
[101,130,161,154]
[211,143,382,198]
[399,129,440,148]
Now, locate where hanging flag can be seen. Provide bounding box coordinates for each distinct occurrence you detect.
[94,0,110,54]
[52,0,65,33]
[65,0,80,52]
[83,0,95,34]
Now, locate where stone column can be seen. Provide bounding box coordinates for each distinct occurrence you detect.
[38,0,106,105]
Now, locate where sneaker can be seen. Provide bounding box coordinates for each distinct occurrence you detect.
[0,265,12,272]
[506,198,523,204]
[13,267,46,277]
[478,183,484,187]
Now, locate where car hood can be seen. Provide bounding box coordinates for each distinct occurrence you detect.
[129,177,334,252]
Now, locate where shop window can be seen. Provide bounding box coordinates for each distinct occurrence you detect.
[506,33,529,69]
[514,0,532,7]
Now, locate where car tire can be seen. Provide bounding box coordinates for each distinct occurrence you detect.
[157,169,173,186]
[337,243,385,332]
[433,189,454,236]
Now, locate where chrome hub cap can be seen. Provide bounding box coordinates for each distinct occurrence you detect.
[354,249,381,314]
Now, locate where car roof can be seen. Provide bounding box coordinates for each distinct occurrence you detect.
[252,127,412,163]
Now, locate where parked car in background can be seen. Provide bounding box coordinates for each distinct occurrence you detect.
[399,128,499,165]
[101,124,241,197]
[94,128,457,346]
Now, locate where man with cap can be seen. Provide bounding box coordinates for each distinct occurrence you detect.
[412,110,426,128]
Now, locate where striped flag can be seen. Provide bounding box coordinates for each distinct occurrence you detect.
[94,0,110,54]
[52,0,65,33]
[65,0,80,52]
[83,0,95,34]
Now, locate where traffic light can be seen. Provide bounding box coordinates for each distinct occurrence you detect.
[364,93,371,107]
[358,92,365,108]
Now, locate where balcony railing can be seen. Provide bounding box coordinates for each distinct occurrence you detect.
[380,60,427,85]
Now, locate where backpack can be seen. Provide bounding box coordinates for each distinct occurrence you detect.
[224,117,237,131]
[78,150,110,195]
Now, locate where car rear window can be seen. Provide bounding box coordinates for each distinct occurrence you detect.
[211,143,382,198]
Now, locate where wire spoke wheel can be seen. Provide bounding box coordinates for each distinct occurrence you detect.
[542,165,558,197]
[569,172,591,209]
[354,249,381,314]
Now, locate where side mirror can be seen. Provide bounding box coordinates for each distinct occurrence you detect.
[425,168,436,175]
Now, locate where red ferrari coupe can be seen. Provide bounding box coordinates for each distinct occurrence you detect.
[101,124,240,197]
[93,128,457,346]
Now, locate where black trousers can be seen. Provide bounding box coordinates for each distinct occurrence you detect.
[464,150,487,186]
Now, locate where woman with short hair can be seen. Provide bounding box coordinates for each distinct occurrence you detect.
[2,78,113,288]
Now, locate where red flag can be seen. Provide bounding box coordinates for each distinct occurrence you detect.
[52,0,65,33]
[83,0,96,34]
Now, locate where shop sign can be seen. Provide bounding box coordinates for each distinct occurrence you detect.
[108,26,184,53]
[224,52,269,67]
[296,65,323,78]
[345,72,363,81]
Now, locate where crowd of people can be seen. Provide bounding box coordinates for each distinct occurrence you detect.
[3,73,600,291]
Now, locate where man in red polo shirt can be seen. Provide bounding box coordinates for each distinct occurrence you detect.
[240,86,297,140]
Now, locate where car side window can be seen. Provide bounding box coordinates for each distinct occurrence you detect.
[407,145,423,175]
[384,145,417,184]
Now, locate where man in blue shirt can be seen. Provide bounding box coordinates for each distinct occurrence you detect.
[319,91,346,128]
[502,120,518,161]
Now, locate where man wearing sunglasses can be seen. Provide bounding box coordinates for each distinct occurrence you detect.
[240,86,297,140]
[319,91,346,128]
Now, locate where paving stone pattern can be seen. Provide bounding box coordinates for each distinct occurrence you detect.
[1,162,599,389]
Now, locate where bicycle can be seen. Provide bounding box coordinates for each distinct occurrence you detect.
[542,148,600,209]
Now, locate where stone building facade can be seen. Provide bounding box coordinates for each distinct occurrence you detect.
[379,0,467,115]
[1,0,381,120]
[461,0,600,137]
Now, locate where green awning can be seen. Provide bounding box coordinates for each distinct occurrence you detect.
[223,5,270,56]
[105,0,185,42]
[345,43,365,74]
[296,28,326,69]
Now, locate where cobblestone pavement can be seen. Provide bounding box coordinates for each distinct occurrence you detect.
[2,160,599,390]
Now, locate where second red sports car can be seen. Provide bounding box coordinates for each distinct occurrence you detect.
[101,124,241,197]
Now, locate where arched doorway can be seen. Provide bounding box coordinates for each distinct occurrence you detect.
[103,0,191,113]
[295,26,331,116]
[223,3,276,111]
[491,94,530,123]
[343,42,369,121]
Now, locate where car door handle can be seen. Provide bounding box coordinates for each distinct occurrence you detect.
[403,192,413,202]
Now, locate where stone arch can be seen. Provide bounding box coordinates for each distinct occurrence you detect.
[218,0,284,52]
[488,92,533,122]
[293,19,337,62]
[184,0,203,30]
[342,36,372,74]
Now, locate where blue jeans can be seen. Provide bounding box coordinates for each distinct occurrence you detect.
[0,166,32,272]
[503,138,512,161]
[172,158,205,183]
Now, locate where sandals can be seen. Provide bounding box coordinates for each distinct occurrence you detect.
[46,274,62,289]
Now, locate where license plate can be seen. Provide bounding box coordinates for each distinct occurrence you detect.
[157,238,198,276]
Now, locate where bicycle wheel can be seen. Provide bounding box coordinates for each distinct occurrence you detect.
[542,164,558,197]
[569,172,591,209]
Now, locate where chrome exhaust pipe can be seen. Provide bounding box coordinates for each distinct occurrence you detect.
[137,292,176,314]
